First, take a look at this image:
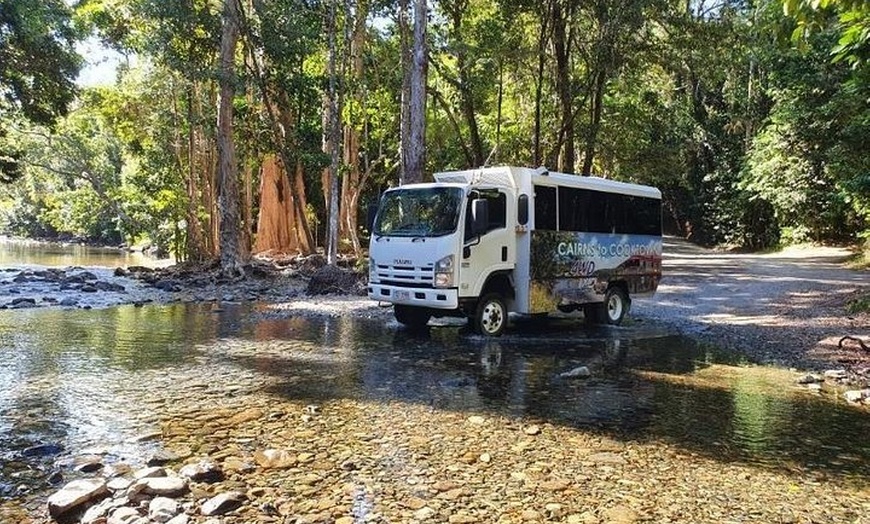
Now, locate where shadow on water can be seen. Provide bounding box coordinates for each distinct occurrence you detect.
[1,302,869,499]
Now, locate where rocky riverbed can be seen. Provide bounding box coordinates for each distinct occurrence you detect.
[1,240,868,523]
[4,339,869,524]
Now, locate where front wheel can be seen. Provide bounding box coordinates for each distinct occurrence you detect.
[394,305,431,329]
[473,294,507,336]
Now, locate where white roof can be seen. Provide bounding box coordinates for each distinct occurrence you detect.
[433,166,661,199]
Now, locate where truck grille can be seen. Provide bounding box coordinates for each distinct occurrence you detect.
[374,264,434,287]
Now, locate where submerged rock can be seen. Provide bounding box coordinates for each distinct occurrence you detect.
[179,460,224,483]
[559,366,591,379]
[201,491,246,516]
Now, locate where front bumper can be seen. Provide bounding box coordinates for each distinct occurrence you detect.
[368,283,459,310]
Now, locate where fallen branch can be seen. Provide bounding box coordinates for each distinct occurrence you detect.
[839,336,870,352]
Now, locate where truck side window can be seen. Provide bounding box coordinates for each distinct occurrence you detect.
[464,190,507,241]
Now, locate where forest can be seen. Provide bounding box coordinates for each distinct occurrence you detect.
[0,0,867,272]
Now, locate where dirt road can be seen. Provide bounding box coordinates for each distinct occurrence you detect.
[634,238,869,369]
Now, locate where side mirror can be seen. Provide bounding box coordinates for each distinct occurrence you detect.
[366,203,379,232]
[518,194,529,225]
[471,198,489,236]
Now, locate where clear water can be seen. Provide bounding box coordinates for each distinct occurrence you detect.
[1,304,868,501]
[0,237,170,268]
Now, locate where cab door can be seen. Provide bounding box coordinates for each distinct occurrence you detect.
[458,189,516,301]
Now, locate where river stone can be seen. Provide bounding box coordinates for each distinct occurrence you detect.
[74,455,104,473]
[179,460,224,483]
[843,389,870,403]
[60,297,79,307]
[107,477,132,492]
[22,443,64,457]
[141,476,189,497]
[166,514,189,524]
[824,369,848,380]
[147,449,180,466]
[107,506,142,524]
[149,496,180,522]
[414,507,436,520]
[254,449,296,469]
[559,366,591,379]
[133,466,167,479]
[81,498,112,524]
[47,478,109,518]
[10,297,37,308]
[797,374,823,384]
[587,452,627,465]
[201,491,246,516]
[523,425,541,435]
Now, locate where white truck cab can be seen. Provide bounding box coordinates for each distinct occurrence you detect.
[368,166,662,335]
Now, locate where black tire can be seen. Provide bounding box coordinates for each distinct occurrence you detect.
[473,293,507,336]
[394,305,431,329]
[602,287,629,325]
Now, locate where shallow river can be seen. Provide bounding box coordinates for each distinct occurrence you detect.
[2,303,869,501]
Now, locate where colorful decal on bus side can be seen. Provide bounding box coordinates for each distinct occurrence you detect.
[528,231,663,314]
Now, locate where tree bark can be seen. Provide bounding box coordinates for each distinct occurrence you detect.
[340,0,369,258]
[580,68,606,176]
[217,0,244,275]
[253,155,295,253]
[325,0,340,264]
[404,0,427,184]
[398,0,411,184]
[552,0,574,173]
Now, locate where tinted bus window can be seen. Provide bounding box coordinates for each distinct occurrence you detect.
[534,185,557,230]
[558,187,589,232]
[553,187,661,236]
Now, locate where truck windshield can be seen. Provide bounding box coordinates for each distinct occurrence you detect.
[374,187,463,237]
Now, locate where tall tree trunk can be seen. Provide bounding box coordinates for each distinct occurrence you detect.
[340,0,369,258]
[404,0,427,183]
[325,0,341,264]
[217,0,244,275]
[451,7,483,167]
[291,159,313,253]
[253,155,295,253]
[398,0,411,184]
[580,68,606,176]
[552,0,574,173]
[533,1,551,167]
[185,85,206,262]
[239,4,315,253]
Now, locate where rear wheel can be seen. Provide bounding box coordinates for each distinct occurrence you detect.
[603,287,629,325]
[473,294,507,336]
[394,305,431,329]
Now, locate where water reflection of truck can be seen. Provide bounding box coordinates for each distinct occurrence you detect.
[367,166,663,336]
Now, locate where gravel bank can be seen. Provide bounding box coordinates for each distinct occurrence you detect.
[633,239,869,370]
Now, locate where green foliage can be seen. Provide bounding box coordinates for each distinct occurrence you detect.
[846,292,870,314]
[783,0,870,65]
[0,0,82,182]
[0,0,81,124]
[1,0,867,255]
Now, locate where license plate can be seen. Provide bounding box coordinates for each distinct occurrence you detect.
[393,290,410,301]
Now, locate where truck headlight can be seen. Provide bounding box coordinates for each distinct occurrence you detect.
[434,254,454,288]
[369,259,377,282]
